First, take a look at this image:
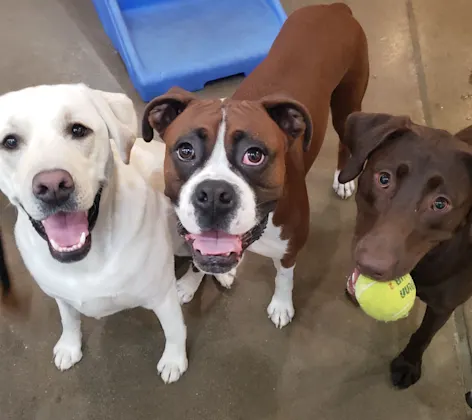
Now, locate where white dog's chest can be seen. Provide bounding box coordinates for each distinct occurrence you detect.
[15,202,174,319]
[57,292,140,319]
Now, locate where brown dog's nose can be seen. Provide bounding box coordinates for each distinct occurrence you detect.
[356,250,397,280]
[32,169,75,206]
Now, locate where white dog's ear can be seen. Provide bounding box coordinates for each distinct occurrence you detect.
[86,87,137,164]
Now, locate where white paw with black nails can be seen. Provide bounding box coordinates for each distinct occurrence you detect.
[267,297,295,329]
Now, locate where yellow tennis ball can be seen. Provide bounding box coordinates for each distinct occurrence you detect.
[355,274,416,322]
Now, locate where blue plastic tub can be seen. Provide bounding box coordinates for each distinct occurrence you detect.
[92,0,287,101]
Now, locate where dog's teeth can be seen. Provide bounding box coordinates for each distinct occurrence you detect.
[79,232,86,246]
[50,239,60,251]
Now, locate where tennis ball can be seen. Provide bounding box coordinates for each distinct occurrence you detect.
[355,273,416,322]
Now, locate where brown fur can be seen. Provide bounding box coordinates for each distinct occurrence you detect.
[142,4,369,271]
[340,112,472,389]
[232,4,369,267]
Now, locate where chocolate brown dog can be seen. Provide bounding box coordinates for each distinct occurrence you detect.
[340,112,472,388]
[141,4,369,328]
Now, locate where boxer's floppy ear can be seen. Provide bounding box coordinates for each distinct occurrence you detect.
[260,95,313,151]
[142,87,197,142]
[339,112,412,183]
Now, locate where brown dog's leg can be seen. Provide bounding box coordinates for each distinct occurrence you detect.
[390,305,452,389]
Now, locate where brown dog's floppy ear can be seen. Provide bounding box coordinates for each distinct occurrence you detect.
[338,112,412,183]
[260,95,313,151]
[142,87,197,142]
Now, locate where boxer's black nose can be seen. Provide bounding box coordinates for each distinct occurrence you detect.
[193,180,237,222]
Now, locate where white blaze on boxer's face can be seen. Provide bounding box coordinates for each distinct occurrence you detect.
[175,106,258,242]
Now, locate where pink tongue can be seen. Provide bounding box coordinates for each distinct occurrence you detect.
[41,212,89,247]
[190,231,242,256]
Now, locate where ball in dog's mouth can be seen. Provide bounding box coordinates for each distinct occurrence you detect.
[185,231,243,274]
[29,188,102,263]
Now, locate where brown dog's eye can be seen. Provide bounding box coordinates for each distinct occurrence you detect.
[70,123,90,139]
[177,142,195,161]
[375,171,391,188]
[431,196,450,211]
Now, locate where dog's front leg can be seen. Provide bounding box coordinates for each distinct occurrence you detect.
[53,298,83,371]
[215,267,237,289]
[390,305,452,389]
[152,286,188,383]
[176,264,205,304]
[267,259,295,329]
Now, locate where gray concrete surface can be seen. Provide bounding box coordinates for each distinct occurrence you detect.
[0,0,472,419]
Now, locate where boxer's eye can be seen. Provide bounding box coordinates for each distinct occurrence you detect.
[242,147,265,166]
[177,142,195,161]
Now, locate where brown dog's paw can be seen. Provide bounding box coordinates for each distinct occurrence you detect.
[390,353,422,389]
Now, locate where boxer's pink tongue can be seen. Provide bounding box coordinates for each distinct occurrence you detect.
[41,211,89,247]
[191,231,242,256]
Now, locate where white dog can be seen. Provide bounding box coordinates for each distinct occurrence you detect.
[0,84,196,383]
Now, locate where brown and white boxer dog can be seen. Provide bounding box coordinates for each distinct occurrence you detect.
[141,4,369,328]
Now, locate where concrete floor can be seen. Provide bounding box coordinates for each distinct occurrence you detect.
[1,0,472,419]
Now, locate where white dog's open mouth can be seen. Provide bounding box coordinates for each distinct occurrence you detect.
[29,188,102,263]
[42,211,89,252]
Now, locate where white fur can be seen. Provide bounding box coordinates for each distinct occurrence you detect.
[173,104,297,328]
[0,84,195,383]
[177,212,294,328]
[333,169,356,199]
[175,107,258,236]
[267,262,295,328]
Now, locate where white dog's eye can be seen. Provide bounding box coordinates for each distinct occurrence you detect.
[70,123,90,139]
[1,134,19,150]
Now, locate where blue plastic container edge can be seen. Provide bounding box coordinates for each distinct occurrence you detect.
[92,0,288,101]
[106,0,146,82]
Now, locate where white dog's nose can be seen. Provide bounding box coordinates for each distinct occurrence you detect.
[32,169,75,206]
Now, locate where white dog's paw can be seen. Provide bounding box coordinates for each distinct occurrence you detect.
[267,297,295,329]
[53,334,82,371]
[157,349,188,384]
[215,271,235,289]
[333,169,356,199]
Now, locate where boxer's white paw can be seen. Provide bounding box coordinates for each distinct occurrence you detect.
[333,169,356,199]
[157,348,188,384]
[215,270,236,289]
[53,333,82,371]
[176,271,203,304]
[267,297,295,329]
[176,281,195,304]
